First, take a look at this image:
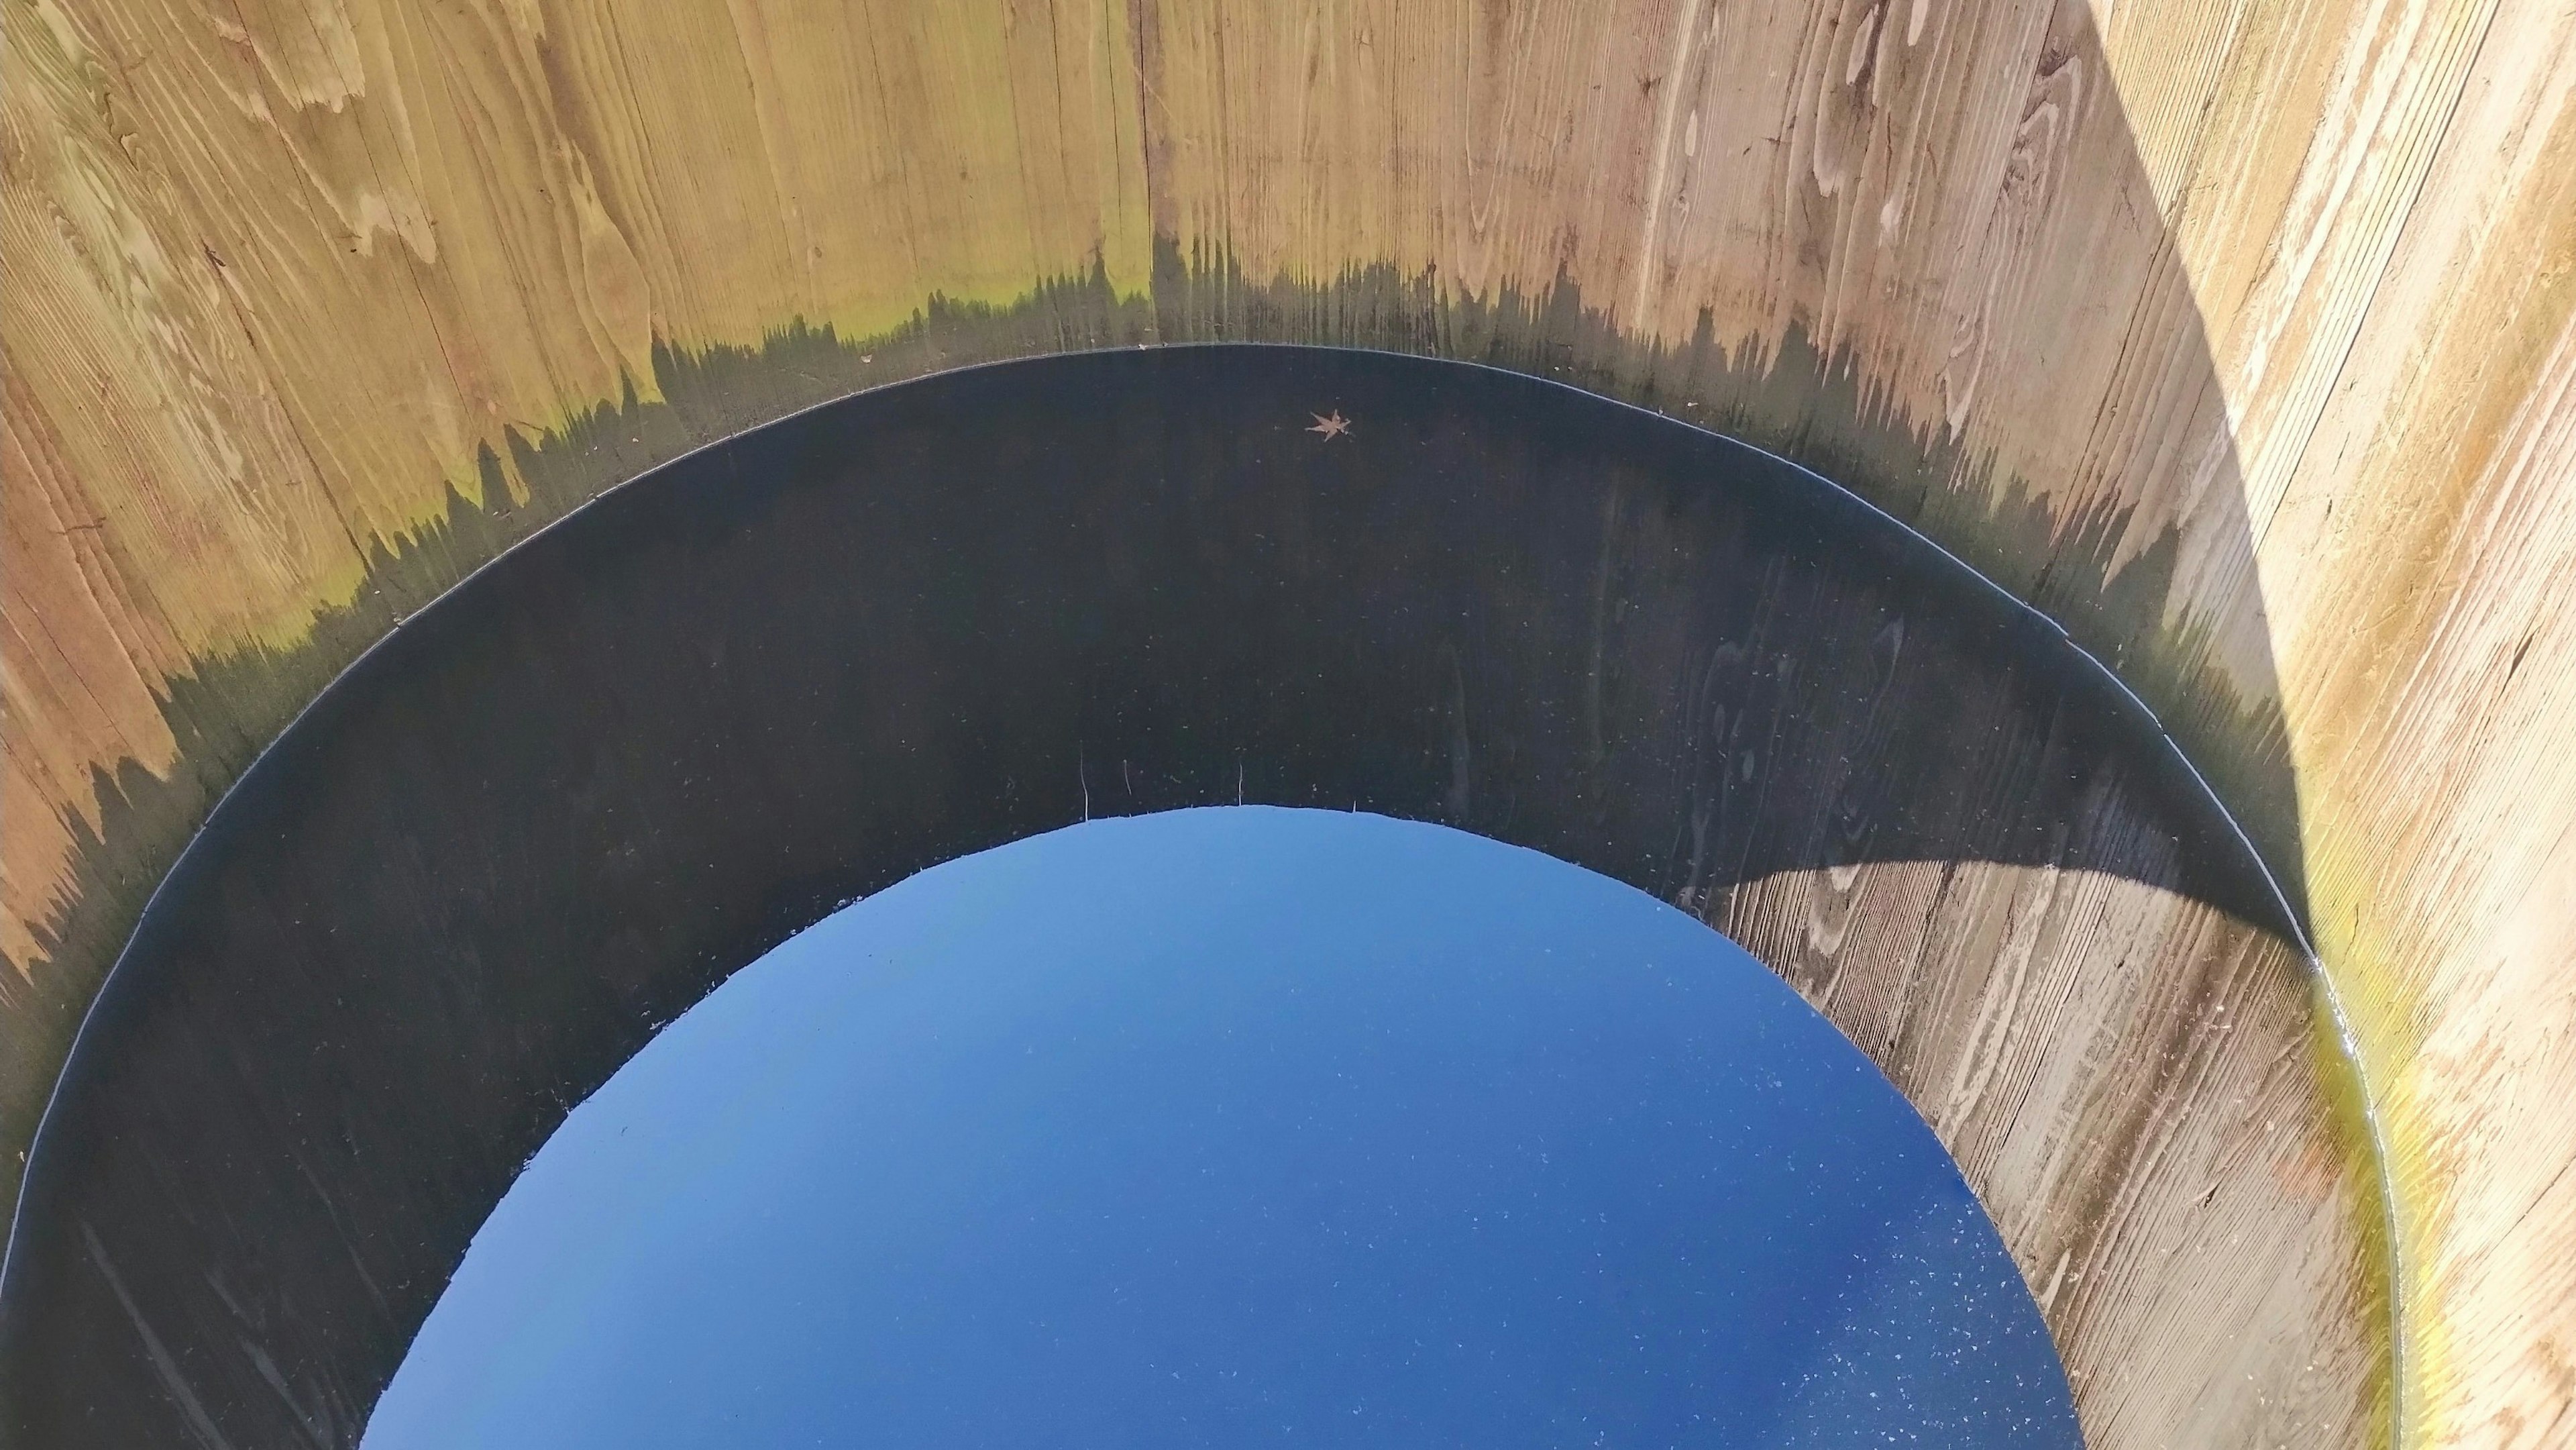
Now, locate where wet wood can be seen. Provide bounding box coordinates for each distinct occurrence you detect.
[1,350,2371,1447]
[2,0,2569,1443]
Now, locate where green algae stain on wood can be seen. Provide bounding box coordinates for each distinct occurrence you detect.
[3,243,2309,1238]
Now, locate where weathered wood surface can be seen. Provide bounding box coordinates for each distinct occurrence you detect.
[0,350,2373,1447]
[1,0,2568,1443]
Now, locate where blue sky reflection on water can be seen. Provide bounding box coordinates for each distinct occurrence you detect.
[365,807,2078,1449]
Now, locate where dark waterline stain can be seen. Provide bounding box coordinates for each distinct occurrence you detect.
[367,809,2078,1449]
[0,344,2324,1449]
[0,248,2309,1225]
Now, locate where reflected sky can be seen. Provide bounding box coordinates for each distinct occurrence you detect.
[366,808,2076,1448]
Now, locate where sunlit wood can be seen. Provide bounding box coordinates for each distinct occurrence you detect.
[5,0,2568,1443]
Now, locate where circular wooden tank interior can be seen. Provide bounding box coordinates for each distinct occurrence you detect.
[2,3,2570,1447]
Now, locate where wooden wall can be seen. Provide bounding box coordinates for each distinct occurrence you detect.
[4,0,2569,1443]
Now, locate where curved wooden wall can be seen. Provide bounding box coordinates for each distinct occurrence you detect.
[0,348,2345,1447]
[3,0,2569,1445]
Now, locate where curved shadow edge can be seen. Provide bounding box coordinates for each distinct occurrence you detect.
[1,346,2373,1450]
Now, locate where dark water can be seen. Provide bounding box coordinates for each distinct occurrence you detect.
[365,808,2076,1448]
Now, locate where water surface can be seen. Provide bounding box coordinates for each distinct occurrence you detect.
[368,808,2076,1448]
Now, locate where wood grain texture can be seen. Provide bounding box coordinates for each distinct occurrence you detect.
[1729,862,2373,1449]
[2,0,2569,1441]
[1,347,2372,1449]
